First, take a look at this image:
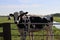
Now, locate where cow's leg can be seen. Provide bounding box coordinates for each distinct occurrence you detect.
[31,32,34,40]
[46,30,52,40]
[46,28,52,40]
[29,32,34,40]
[44,25,49,40]
[18,29,24,40]
[18,28,27,40]
[23,29,27,40]
[29,32,31,40]
[46,24,54,40]
[45,22,54,40]
[46,30,49,40]
[45,26,51,40]
[49,25,54,40]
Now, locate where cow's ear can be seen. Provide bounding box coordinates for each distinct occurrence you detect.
[10,14,14,17]
[20,12,28,16]
[26,12,28,14]
[23,12,28,14]
[8,14,14,20]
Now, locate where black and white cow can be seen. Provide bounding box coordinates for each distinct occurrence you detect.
[8,11,29,40]
[8,11,54,40]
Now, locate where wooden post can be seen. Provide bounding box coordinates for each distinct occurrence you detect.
[2,23,11,40]
[0,23,3,40]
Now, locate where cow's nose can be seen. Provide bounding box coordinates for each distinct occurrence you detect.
[14,22,17,24]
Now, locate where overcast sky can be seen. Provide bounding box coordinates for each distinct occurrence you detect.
[0,0,60,15]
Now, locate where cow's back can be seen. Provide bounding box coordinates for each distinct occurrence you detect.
[30,16,42,23]
[30,16,44,29]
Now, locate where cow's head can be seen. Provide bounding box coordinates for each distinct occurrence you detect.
[8,11,28,24]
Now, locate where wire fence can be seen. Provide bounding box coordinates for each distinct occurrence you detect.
[0,23,60,40]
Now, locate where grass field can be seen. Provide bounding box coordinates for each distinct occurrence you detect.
[0,16,60,40]
[54,16,60,22]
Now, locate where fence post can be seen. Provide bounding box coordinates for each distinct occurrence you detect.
[0,23,3,40]
[2,23,11,40]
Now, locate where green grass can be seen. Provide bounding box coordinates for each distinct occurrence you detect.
[0,16,60,40]
[0,16,14,23]
[54,16,60,22]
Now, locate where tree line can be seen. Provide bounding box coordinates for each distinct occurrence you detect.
[52,13,60,17]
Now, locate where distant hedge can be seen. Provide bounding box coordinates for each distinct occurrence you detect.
[52,13,60,17]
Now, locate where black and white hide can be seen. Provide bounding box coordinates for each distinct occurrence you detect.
[17,14,53,40]
[17,15,53,31]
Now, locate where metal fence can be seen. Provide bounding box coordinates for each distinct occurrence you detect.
[0,23,60,40]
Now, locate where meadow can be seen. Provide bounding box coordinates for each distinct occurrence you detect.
[0,16,60,40]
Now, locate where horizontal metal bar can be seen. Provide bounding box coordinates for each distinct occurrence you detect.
[12,35,60,36]
[0,23,60,25]
[9,23,60,25]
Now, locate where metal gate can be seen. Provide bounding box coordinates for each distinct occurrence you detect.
[0,23,60,40]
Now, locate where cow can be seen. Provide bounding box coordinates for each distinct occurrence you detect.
[8,11,29,40]
[8,11,54,40]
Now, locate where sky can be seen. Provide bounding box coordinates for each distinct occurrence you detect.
[0,0,60,15]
